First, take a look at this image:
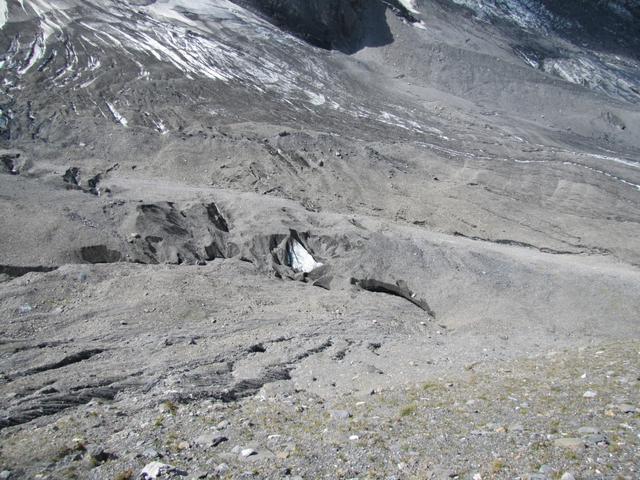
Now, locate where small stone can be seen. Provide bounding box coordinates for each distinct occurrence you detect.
[177,441,190,450]
[215,464,229,475]
[240,448,257,458]
[140,462,187,479]
[18,304,32,314]
[508,423,524,433]
[472,474,482,480]
[86,446,113,463]
[349,435,359,441]
[577,426,600,435]
[584,433,608,445]
[583,390,597,398]
[142,448,161,459]
[195,433,228,448]
[538,465,554,475]
[560,473,576,480]
[331,410,351,420]
[615,403,636,413]
[526,474,548,480]
[553,437,585,450]
[217,420,229,429]
[0,471,12,480]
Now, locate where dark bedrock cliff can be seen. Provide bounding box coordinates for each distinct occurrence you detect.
[230,0,419,53]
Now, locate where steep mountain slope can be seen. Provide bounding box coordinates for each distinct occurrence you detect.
[0,1,639,478]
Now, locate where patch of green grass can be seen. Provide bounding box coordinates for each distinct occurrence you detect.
[491,459,505,474]
[564,450,579,461]
[399,403,418,417]
[421,382,440,391]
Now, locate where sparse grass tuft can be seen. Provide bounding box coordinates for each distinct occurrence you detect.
[400,403,417,417]
[53,438,86,461]
[161,400,178,415]
[491,459,505,473]
[114,469,134,480]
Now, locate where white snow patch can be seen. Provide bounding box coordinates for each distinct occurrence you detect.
[105,101,128,127]
[562,161,640,191]
[398,0,420,14]
[306,91,325,106]
[578,152,640,170]
[0,0,8,30]
[18,31,45,75]
[79,75,100,88]
[450,0,554,33]
[153,119,168,135]
[289,240,322,273]
[87,56,100,71]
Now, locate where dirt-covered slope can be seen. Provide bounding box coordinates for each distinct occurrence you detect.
[0,1,639,479]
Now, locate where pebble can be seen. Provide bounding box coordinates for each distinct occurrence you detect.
[86,446,112,463]
[560,473,576,480]
[553,437,585,450]
[0,471,11,480]
[583,390,597,398]
[142,448,161,459]
[240,448,257,457]
[349,435,359,441]
[615,403,636,413]
[331,410,351,420]
[538,464,554,475]
[215,464,229,475]
[140,462,187,479]
[584,433,608,445]
[195,433,228,448]
[577,426,600,435]
[18,304,32,314]
[509,423,524,433]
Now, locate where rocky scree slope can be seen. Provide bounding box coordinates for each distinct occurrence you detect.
[0,0,640,478]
